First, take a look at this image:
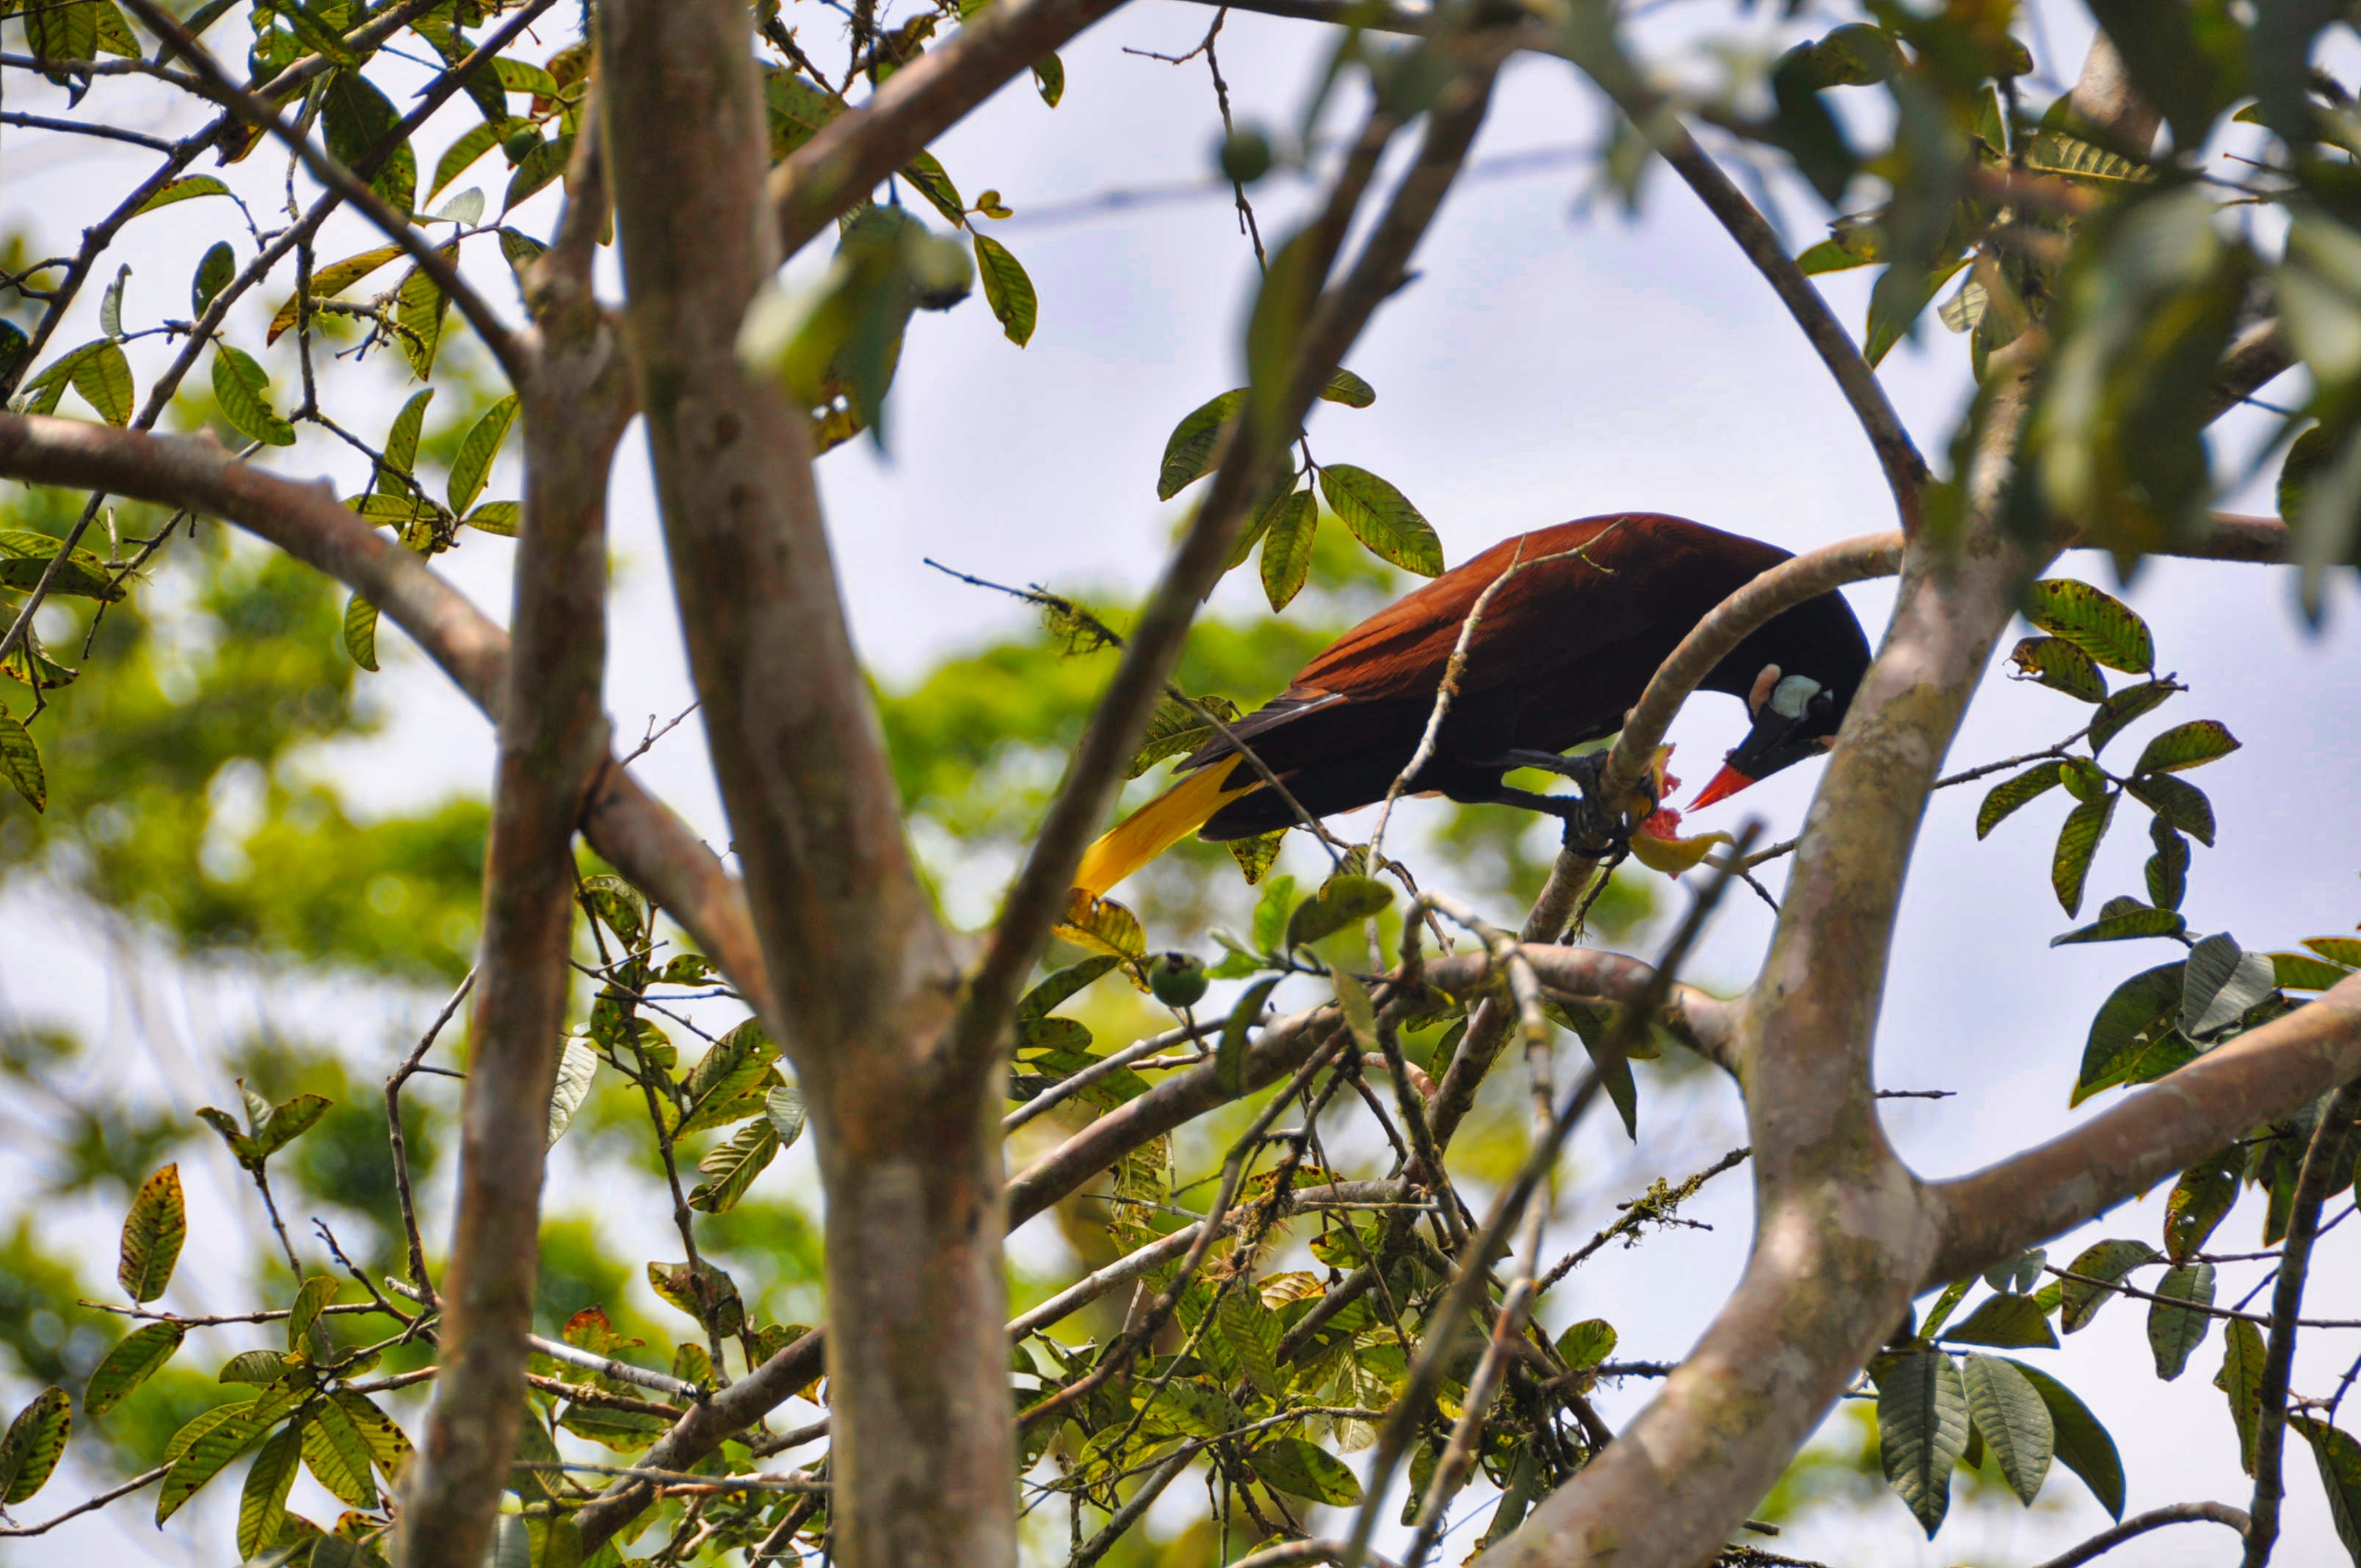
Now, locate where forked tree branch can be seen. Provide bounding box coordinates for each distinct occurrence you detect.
[1930,975,2361,1283]
[771,0,1138,255]
[117,0,532,385]
[941,52,1505,1092]
[0,414,769,1019]
[393,143,634,1566]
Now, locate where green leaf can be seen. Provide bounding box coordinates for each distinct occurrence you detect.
[2088,679,2177,755]
[377,388,432,496]
[136,174,234,215]
[211,346,296,446]
[2216,1318,2266,1476]
[236,1420,302,1559]
[1318,464,1443,576]
[2023,578,2155,674]
[2147,816,2189,911]
[899,150,967,229]
[288,1274,340,1351]
[1243,227,1320,447]
[2007,1362,2125,1520]
[1216,1291,1283,1395]
[545,1038,596,1147]
[1555,1318,1617,1369]
[2074,964,2188,1106]
[1018,956,1120,1023]
[1258,489,1319,611]
[342,595,380,672]
[1056,890,1146,962]
[68,339,134,426]
[1865,255,1970,368]
[1156,390,1243,501]
[2051,903,2186,946]
[2183,933,2277,1038]
[1939,1293,2058,1349]
[432,117,516,200]
[2291,1415,2361,1562]
[1286,874,1392,948]
[328,1388,410,1473]
[85,1321,184,1417]
[266,244,405,344]
[0,1387,70,1505]
[2127,772,2216,846]
[465,502,519,535]
[2059,1238,2159,1332]
[157,1394,285,1522]
[301,1398,379,1508]
[688,1118,781,1213]
[98,264,129,340]
[219,1349,294,1387]
[1227,830,1285,884]
[1919,1279,1973,1339]
[764,1084,807,1149]
[2006,636,2107,702]
[678,1019,780,1137]
[2275,951,2356,990]
[0,535,128,605]
[1976,763,2063,839]
[2051,792,2117,918]
[1216,976,1281,1099]
[2134,720,2240,777]
[253,1094,331,1161]
[1126,694,1242,780]
[393,257,453,380]
[1319,368,1376,407]
[2164,1147,2243,1262]
[1330,963,1379,1050]
[1960,1354,2052,1506]
[646,1260,744,1337]
[1875,1349,1968,1536]
[1247,1435,1362,1505]
[117,1163,187,1303]
[971,233,1037,347]
[2147,1260,2215,1379]
[1031,53,1065,106]
[321,70,414,215]
[448,394,519,515]
[1251,874,1296,954]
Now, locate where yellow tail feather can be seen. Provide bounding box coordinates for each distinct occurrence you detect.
[1073,765,1260,898]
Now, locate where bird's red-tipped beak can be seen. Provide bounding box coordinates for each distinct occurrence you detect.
[1688,762,1758,811]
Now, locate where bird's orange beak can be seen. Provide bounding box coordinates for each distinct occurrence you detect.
[1688,762,1757,811]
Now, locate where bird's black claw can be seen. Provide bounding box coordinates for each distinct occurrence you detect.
[1554,750,1656,860]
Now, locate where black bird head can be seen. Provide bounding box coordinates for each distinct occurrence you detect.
[1690,590,1873,810]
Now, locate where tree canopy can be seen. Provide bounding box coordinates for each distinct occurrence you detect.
[1,1,2360,1568]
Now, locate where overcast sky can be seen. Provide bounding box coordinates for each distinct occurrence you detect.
[6,4,2361,1564]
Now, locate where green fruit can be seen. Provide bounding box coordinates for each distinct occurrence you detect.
[1217,128,1274,186]
[502,127,545,164]
[1148,952,1209,1009]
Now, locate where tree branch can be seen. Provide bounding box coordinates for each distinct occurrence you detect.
[393,137,636,1567]
[2031,1503,2249,1568]
[1929,973,2361,1285]
[117,0,531,385]
[2243,1077,2361,1567]
[0,414,768,1021]
[769,0,1136,255]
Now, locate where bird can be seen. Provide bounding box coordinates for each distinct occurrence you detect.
[1072,513,1873,898]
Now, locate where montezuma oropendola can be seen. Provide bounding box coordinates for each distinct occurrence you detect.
[1073,513,1874,898]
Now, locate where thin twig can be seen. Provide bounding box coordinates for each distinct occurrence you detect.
[388,968,475,1309]
[2031,1503,2249,1568]
[2243,1078,2361,1568]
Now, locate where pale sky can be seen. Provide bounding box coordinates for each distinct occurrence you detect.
[5,4,2360,1564]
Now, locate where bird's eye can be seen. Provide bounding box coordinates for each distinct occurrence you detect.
[1769,674,1821,719]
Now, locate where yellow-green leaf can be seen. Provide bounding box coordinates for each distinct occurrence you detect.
[342,595,380,672]
[1258,489,1317,611]
[1318,464,1443,576]
[117,1163,187,1302]
[972,232,1037,346]
[0,1387,71,1505]
[447,393,518,515]
[267,244,405,344]
[0,711,45,812]
[211,345,297,446]
[85,1321,184,1416]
